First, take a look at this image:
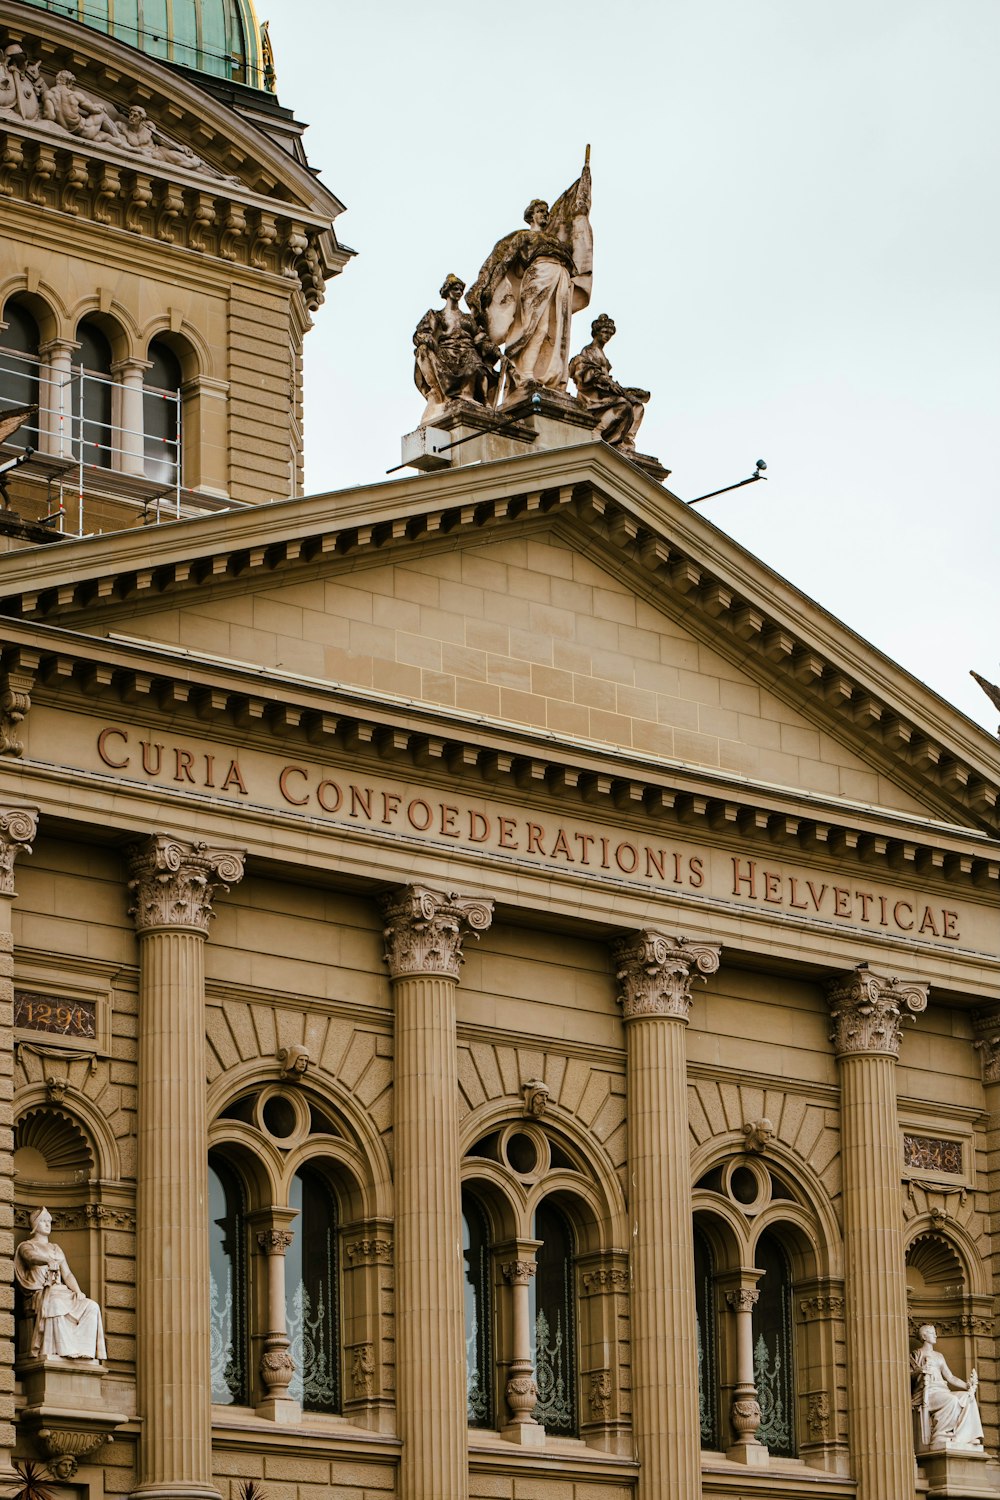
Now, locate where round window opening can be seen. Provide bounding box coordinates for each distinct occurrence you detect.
[505,1132,539,1175]
[262,1094,297,1139]
[730,1166,759,1205]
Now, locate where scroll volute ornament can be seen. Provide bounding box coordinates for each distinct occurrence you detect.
[826,962,928,1058]
[127,834,246,935]
[381,884,493,980]
[0,805,38,894]
[614,930,721,1022]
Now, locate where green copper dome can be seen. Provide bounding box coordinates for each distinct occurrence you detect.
[21,0,274,92]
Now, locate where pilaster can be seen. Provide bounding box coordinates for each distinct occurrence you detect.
[615,929,721,1500]
[127,834,245,1500]
[827,961,927,1500]
[0,806,37,1479]
[382,884,493,1500]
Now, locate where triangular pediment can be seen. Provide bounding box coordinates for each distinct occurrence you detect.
[0,442,997,834]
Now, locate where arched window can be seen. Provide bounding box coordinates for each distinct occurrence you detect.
[286,1166,340,1413]
[463,1190,493,1428]
[208,1155,248,1405]
[143,340,182,485]
[753,1230,795,1457]
[532,1200,577,1435]
[76,321,113,470]
[694,1227,719,1449]
[0,301,40,450]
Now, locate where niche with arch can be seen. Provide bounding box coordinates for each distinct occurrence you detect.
[906,1227,989,1426]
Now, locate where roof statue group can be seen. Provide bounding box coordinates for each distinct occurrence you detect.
[412,151,650,457]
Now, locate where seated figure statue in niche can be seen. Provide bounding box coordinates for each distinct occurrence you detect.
[413,274,499,421]
[14,1206,107,1362]
[569,314,650,454]
[910,1323,984,1451]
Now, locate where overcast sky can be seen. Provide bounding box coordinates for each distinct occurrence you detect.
[267,0,1000,737]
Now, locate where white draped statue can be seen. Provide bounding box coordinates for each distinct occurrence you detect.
[911,1324,984,1452]
[14,1206,107,1361]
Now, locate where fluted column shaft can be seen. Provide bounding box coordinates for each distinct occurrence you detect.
[616,930,721,1500]
[0,808,38,1479]
[828,963,927,1500]
[382,885,492,1500]
[129,835,245,1500]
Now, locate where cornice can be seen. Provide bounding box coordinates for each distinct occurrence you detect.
[0,444,997,834]
[1,616,998,902]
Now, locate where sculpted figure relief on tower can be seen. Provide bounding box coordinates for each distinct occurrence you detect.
[0,36,233,179]
[569,314,650,452]
[413,274,500,421]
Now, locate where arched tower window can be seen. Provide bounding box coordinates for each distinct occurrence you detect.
[532,1199,577,1435]
[694,1226,719,1449]
[286,1166,340,1414]
[208,1154,248,1405]
[144,340,182,484]
[462,1190,493,1428]
[753,1230,796,1457]
[76,321,113,470]
[0,301,40,450]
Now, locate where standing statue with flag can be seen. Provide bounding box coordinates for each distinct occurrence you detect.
[467,149,593,402]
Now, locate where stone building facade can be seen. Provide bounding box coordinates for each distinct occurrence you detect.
[0,6,999,1500]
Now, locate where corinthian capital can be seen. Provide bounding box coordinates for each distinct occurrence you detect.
[381,884,493,980]
[127,834,245,936]
[0,806,38,895]
[826,962,928,1058]
[613,930,721,1023]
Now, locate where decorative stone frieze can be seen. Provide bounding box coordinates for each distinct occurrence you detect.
[346,1238,393,1264]
[0,806,37,894]
[127,834,245,936]
[381,884,493,980]
[807,1391,832,1441]
[972,1009,1000,1084]
[614,930,721,1022]
[799,1294,845,1321]
[826,962,928,1057]
[726,1288,760,1314]
[582,1267,629,1295]
[351,1342,375,1398]
[588,1369,612,1420]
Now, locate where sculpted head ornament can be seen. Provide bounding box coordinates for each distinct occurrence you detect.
[439,273,465,299]
[523,198,549,226]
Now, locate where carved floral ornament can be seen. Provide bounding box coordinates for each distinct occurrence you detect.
[381,884,493,980]
[972,1009,1000,1085]
[826,962,928,1058]
[613,930,721,1023]
[0,804,37,896]
[127,834,245,936]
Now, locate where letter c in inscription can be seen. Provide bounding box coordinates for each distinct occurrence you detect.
[278,765,310,806]
[97,727,129,769]
[893,900,914,931]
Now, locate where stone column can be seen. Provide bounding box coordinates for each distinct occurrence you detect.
[0,807,37,1480]
[128,835,245,1500]
[255,1223,297,1423]
[111,358,152,476]
[614,930,721,1500]
[38,338,78,458]
[826,962,927,1500]
[501,1243,542,1444]
[382,885,493,1500]
[724,1282,766,1463]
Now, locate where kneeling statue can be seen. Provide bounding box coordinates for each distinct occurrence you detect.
[911,1323,984,1451]
[15,1206,107,1361]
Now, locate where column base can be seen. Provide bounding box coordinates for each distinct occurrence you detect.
[502,1420,546,1447]
[726,1439,769,1466]
[255,1395,301,1425]
[919,1448,1000,1498]
[130,1487,223,1500]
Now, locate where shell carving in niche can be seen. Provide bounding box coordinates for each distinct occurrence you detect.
[14,1107,94,1182]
